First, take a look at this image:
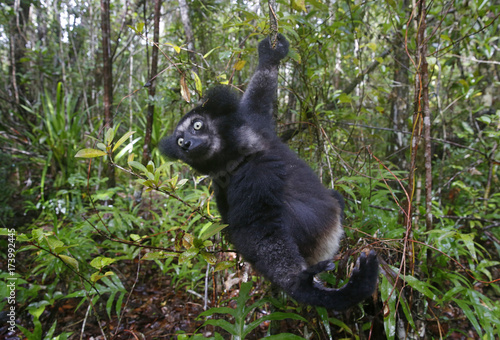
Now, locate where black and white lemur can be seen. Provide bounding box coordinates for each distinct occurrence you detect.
[160,34,378,311]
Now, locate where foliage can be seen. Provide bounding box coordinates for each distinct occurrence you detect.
[196,281,307,340]
[0,0,499,338]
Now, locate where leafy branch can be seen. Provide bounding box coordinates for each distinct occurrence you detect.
[75,128,230,267]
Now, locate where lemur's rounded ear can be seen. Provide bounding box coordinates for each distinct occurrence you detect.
[201,86,240,117]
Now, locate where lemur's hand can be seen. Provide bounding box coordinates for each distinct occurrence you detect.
[258,34,289,66]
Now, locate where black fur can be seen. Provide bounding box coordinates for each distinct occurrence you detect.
[160,34,378,311]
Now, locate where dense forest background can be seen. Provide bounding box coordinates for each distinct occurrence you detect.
[1,0,499,339]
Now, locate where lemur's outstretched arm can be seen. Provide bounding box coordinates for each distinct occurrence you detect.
[239,34,289,122]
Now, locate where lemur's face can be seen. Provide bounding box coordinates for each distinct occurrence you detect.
[161,110,224,166]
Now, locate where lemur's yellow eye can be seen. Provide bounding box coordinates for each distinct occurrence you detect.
[177,137,184,147]
[193,121,203,130]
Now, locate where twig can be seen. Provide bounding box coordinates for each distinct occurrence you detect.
[268,0,278,46]
[114,251,142,338]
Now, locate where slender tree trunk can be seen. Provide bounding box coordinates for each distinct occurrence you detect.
[142,0,162,164]
[387,0,410,170]
[100,0,116,187]
[8,0,31,116]
[178,0,196,67]
[417,2,432,232]
[407,0,431,230]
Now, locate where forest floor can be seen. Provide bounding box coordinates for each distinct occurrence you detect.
[1,255,484,340]
[1,258,302,339]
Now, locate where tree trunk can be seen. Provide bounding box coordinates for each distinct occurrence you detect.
[407,0,432,230]
[387,1,410,170]
[142,0,162,164]
[416,1,432,232]
[8,0,31,117]
[100,0,116,187]
[178,0,196,67]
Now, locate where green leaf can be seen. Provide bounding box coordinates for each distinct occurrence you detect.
[203,46,221,59]
[233,60,246,71]
[200,250,217,265]
[154,168,161,185]
[53,245,76,254]
[106,290,117,318]
[380,274,396,340]
[440,34,451,41]
[46,237,64,250]
[75,148,107,158]
[461,121,474,135]
[366,42,377,52]
[44,320,58,339]
[90,256,116,270]
[156,161,174,174]
[287,47,301,64]
[146,160,155,173]
[129,160,148,174]
[203,319,237,335]
[179,248,199,264]
[192,71,203,96]
[127,24,138,34]
[97,143,107,151]
[141,251,178,260]
[338,93,352,103]
[199,306,236,318]
[0,228,14,236]
[112,130,136,152]
[477,260,500,281]
[105,127,114,145]
[59,255,79,270]
[328,317,354,335]
[398,289,416,330]
[199,223,228,240]
[453,298,483,338]
[291,0,306,11]
[30,304,46,319]
[165,42,181,53]
[401,272,440,302]
[457,233,477,261]
[136,22,144,34]
[385,0,397,9]
[316,306,332,338]
[115,290,125,318]
[214,260,236,272]
[90,271,114,283]
[476,115,491,125]
[176,178,188,189]
[130,234,144,242]
[183,232,195,248]
[32,228,46,241]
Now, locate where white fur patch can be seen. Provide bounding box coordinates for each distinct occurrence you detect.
[206,134,222,157]
[177,117,193,133]
[307,217,344,265]
[237,126,265,153]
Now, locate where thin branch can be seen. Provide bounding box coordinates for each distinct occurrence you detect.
[432,12,500,58]
[448,54,500,65]
[341,48,393,95]
[268,0,278,46]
